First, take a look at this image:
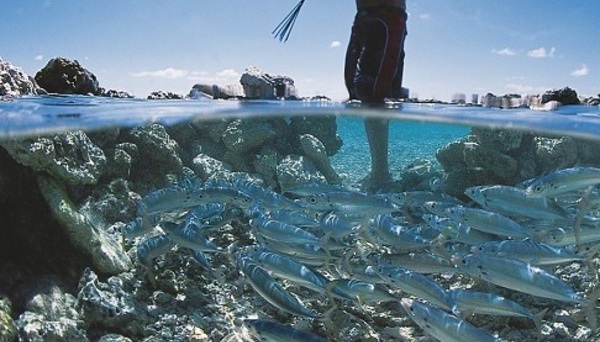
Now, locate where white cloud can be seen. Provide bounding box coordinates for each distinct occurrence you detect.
[131,67,189,79]
[34,55,44,61]
[419,13,431,20]
[505,83,548,93]
[330,41,341,48]
[186,69,241,83]
[571,64,589,77]
[493,48,517,56]
[527,47,555,58]
[216,69,239,78]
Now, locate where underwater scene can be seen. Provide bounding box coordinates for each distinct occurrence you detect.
[1,92,600,342]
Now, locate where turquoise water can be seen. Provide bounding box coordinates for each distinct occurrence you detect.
[1,96,599,139]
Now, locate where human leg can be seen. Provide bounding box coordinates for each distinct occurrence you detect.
[364,116,390,190]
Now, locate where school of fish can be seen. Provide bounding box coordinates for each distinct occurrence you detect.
[123,166,600,342]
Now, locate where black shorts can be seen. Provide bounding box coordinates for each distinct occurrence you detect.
[344,7,407,102]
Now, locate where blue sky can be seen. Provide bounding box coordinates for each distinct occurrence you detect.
[2,0,598,101]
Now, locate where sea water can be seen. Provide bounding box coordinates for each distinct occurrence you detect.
[2,96,600,342]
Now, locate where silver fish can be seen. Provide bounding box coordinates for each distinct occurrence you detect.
[369,214,431,251]
[524,166,600,198]
[376,252,456,274]
[282,181,347,197]
[471,239,583,265]
[299,191,399,216]
[444,206,532,239]
[246,248,329,292]
[422,214,498,245]
[540,225,600,246]
[383,191,461,209]
[161,221,221,253]
[244,319,330,342]
[448,289,538,320]
[400,298,501,342]
[452,253,586,304]
[250,215,321,246]
[375,265,456,313]
[236,255,321,319]
[233,179,307,211]
[136,234,175,268]
[325,279,398,305]
[122,217,153,239]
[465,185,569,220]
[319,211,362,240]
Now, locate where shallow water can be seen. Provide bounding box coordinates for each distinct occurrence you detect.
[2,96,600,342]
[1,96,599,139]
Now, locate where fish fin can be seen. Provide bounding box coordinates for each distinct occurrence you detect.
[318,305,338,323]
[532,308,548,341]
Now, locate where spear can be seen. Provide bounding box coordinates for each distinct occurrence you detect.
[272,0,306,42]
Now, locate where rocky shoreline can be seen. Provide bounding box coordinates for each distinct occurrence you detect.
[1,56,600,342]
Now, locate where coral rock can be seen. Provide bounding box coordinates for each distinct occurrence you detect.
[37,175,132,274]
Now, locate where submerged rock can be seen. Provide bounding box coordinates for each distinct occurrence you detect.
[192,153,233,180]
[290,115,342,156]
[35,57,101,95]
[0,130,107,185]
[471,127,522,152]
[76,269,147,337]
[534,136,578,172]
[463,142,518,181]
[300,134,340,184]
[128,124,183,191]
[221,119,276,155]
[0,297,16,342]
[17,280,88,342]
[37,175,132,274]
[276,154,325,191]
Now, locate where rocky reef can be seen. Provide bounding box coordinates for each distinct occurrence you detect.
[436,126,600,199]
[0,58,46,97]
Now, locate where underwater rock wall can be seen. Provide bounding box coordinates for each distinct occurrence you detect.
[436,126,600,198]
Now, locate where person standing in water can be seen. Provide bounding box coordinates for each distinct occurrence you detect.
[345,0,408,191]
[273,0,407,191]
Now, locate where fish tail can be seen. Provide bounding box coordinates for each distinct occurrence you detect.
[319,235,337,276]
[320,305,337,323]
[573,186,594,247]
[584,290,600,331]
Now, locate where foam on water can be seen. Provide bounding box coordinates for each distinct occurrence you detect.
[1,95,599,139]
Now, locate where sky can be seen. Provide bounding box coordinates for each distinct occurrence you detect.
[2,0,599,102]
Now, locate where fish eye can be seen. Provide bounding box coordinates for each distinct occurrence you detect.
[309,197,317,204]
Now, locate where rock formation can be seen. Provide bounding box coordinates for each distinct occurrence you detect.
[0,57,45,96]
[239,66,298,99]
[35,57,101,95]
